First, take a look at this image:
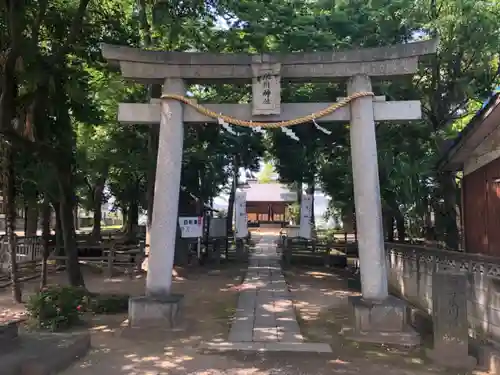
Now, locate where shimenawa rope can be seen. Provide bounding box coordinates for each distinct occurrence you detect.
[160,91,374,128]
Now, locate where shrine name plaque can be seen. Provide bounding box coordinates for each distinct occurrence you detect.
[251,62,281,115]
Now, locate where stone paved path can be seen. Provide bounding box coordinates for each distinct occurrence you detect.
[204,234,331,352]
[229,234,303,343]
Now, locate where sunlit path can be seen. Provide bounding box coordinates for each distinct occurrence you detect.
[203,234,332,352]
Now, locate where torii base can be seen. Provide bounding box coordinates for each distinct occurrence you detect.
[128,294,184,329]
[344,295,421,347]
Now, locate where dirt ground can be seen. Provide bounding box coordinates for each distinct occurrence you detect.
[285,267,467,374]
[0,259,487,374]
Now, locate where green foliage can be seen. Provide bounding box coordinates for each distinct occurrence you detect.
[248,0,500,244]
[257,163,276,183]
[26,286,130,330]
[87,293,129,314]
[2,0,500,254]
[26,286,87,331]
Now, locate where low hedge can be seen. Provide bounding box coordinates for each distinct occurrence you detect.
[26,285,129,331]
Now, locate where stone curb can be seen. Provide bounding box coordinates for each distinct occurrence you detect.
[1,332,91,375]
[199,341,332,353]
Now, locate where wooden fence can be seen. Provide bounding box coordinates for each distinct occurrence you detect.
[0,231,251,287]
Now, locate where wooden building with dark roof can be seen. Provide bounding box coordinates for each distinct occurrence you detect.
[241,179,297,226]
[439,93,500,255]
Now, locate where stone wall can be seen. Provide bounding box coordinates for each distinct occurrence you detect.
[386,243,500,344]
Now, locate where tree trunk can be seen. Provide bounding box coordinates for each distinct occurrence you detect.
[91,178,105,242]
[125,200,139,242]
[25,200,38,237]
[146,126,159,248]
[341,208,355,233]
[141,0,158,249]
[52,201,64,256]
[423,197,434,240]
[3,145,22,302]
[226,184,236,235]
[121,206,128,232]
[23,206,28,235]
[395,209,406,242]
[40,196,51,288]
[297,180,303,207]
[226,155,239,236]
[4,146,22,302]
[174,220,188,265]
[437,172,460,250]
[91,206,102,241]
[0,1,25,134]
[384,212,395,242]
[57,165,84,287]
[73,205,79,231]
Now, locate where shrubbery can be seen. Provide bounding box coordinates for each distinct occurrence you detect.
[26,285,129,331]
[87,292,129,314]
[26,286,87,331]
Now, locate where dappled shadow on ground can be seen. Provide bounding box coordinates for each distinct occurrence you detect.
[59,263,254,374]
[285,266,480,375]
[59,264,476,375]
[2,259,484,374]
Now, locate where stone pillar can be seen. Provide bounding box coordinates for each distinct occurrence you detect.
[146,78,185,296]
[426,271,476,369]
[129,78,184,329]
[345,75,419,347]
[347,74,388,301]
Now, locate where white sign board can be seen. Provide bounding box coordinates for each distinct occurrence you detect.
[298,195,313,239]
[235,191,248,238]
[178,216,203,238]
[209,217,227,238]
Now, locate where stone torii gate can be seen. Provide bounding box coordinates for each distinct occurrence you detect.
[102,39,437,343]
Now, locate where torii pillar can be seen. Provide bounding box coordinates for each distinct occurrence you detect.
[345,74,420,346]
[348,75,388,300]
[128,78,186,328]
